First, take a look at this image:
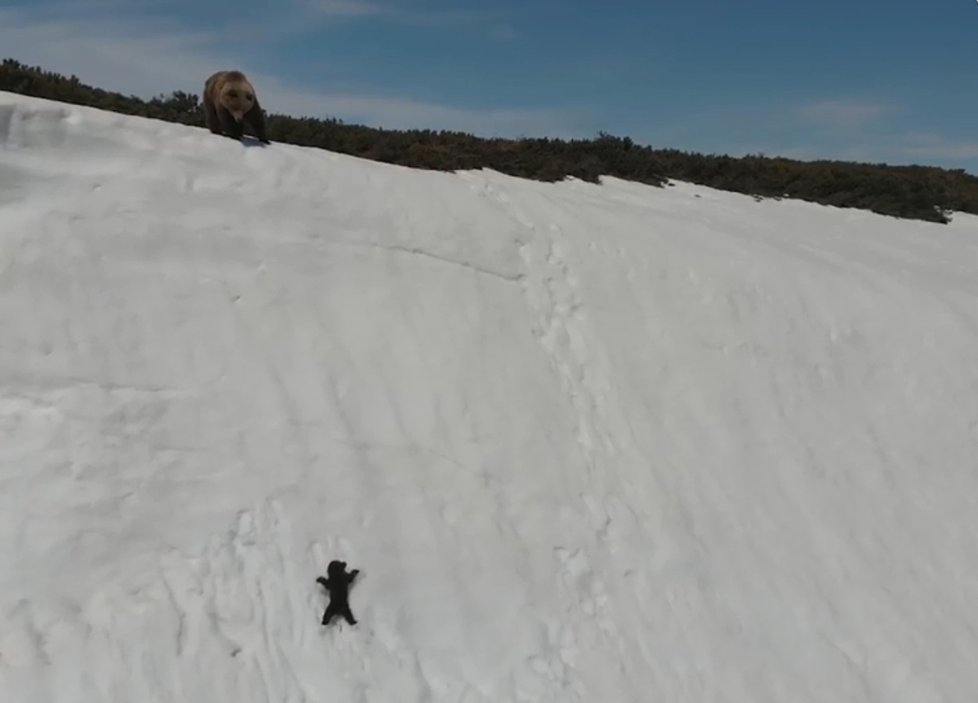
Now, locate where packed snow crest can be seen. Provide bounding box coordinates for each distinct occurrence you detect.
[2,91,978,703]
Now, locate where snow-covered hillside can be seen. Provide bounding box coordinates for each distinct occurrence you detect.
[2,91,978,703]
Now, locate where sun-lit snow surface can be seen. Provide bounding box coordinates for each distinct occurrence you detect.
[2,91,978,703]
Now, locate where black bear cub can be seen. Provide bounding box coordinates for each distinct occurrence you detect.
[316,560,359,626]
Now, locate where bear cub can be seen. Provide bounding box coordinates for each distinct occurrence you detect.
[316,560,359,626]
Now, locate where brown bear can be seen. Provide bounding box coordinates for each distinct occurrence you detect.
[202,70,270,144]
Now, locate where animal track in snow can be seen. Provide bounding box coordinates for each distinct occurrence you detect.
[517,226,615,464]
[156,498,316,699]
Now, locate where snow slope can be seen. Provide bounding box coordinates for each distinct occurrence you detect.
[2,91,978,703]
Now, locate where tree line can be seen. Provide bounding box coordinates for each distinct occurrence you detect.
[3,58,977,224]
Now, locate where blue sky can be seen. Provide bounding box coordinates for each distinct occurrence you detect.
[2,0,978,171]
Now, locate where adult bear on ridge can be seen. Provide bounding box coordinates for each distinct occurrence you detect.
[202,70,270,144]
[316,560,359,626]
